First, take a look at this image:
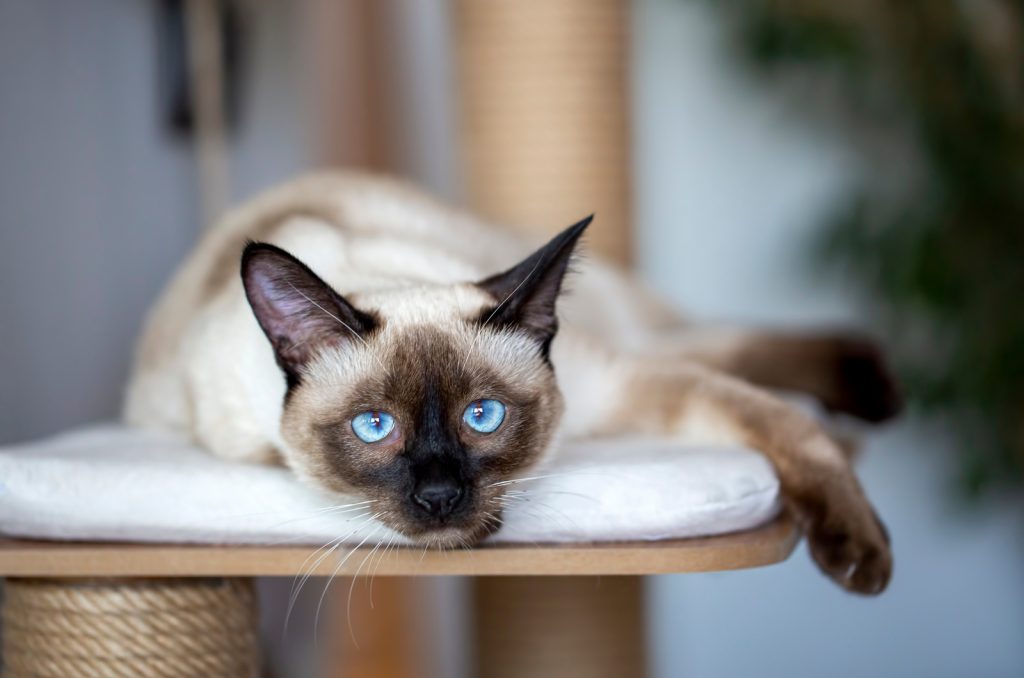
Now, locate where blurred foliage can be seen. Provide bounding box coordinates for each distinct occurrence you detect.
[715,0,1024,497]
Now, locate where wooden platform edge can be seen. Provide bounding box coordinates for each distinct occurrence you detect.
[0,514,798,578]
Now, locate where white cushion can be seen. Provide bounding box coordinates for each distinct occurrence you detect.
[0,426,780,545]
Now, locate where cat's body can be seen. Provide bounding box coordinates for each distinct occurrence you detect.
[126,172,672,462]
[126,171,900,593]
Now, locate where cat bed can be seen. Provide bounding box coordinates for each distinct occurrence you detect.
[0,426,781,545]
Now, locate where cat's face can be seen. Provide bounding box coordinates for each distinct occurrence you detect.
[241,218,589,546]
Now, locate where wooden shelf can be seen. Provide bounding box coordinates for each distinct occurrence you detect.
[0,514,797,578]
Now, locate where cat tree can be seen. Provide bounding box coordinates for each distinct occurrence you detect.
[0,522,796,675]
[457,1,641,676]
[0,2,801,676]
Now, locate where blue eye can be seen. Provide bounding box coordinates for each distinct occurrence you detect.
[463,399,506,433]
[351,411,396,443]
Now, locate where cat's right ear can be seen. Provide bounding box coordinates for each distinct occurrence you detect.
[475,216,591,357]
[240,242,376,388]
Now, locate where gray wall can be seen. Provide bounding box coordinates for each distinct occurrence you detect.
[0,0,195,442]
[0,0,308,444]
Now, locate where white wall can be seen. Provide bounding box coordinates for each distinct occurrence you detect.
[633,3,1024,677]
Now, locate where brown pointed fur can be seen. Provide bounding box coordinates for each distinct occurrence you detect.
[125,171,901,594]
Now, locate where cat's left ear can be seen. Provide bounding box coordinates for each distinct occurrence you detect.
[241,242,377,389]
[475,215,591,353]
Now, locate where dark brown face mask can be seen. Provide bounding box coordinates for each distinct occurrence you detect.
[242,218,590,543]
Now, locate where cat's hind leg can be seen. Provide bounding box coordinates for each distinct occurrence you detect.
[649,328,903,424]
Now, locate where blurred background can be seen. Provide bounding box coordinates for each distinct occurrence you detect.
[2,1,1023,676]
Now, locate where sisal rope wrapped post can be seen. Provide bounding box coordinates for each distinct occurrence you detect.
[455,0,633,266]
[1,577,260,678]
[455,1,647,676]
[472,576,647,678]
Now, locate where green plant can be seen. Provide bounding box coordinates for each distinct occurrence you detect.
[715,0,1024,496]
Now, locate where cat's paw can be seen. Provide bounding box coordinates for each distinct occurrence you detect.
[824,335,903,423]
[800,494,892,595]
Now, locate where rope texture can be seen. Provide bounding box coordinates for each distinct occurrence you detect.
[2,578,259,677]
[456,0,633,265]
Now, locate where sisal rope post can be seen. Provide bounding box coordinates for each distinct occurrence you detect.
[472,576,647,678]
[455,0,633,265]
[455,1,647,676]
[2,577,260,677]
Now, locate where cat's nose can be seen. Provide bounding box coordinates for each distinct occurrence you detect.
[411,482,463,519]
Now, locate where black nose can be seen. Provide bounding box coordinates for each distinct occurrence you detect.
[412,483,463,519]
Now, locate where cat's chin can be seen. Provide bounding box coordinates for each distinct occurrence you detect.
[402,516,503,550]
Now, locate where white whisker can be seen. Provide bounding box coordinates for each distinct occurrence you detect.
[313,499,378,513]
[484,256,546,326]
[311,520,385,648]
[368,533,397,607]
[282,536,345,641]
[262,500,377,535]
[266,509,373,547]
[416,536,431,570]
[459,254,546,374]
[488,472,574,487]
[287,282,386,371]
[215,498,376,521]
[283,511,381,639]
[344,527,390,648]
[527,498,583,533]
[505,488,598,504]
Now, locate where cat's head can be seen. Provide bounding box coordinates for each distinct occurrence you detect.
[240,217,590,546]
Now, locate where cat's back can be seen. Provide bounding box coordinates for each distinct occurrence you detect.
[123,172,522,441]
[124,171,678,453]
[142,172,525,355]
[172,170,521,307]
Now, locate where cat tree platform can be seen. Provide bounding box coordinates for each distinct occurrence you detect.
[0,516,794,577]
[0,517,797,677]
[0,514,796,578]
[0,428,798,676]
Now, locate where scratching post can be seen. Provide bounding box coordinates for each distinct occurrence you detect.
[1,578,259,677]
[473,576,647,678]
[0,6,267,676]
[0,520,799,675]
[455,1,645,676]
[455,0,633,266]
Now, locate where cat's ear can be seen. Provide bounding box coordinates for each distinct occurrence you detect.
[475,216,591,354]
[241,242,376,388]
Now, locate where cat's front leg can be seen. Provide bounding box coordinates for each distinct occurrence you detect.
[565,351,892,594]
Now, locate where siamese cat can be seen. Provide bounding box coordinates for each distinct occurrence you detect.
[125,172,901,594]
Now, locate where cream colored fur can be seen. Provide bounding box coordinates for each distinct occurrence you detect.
[124,171,893,594]
[125,171,669,461]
